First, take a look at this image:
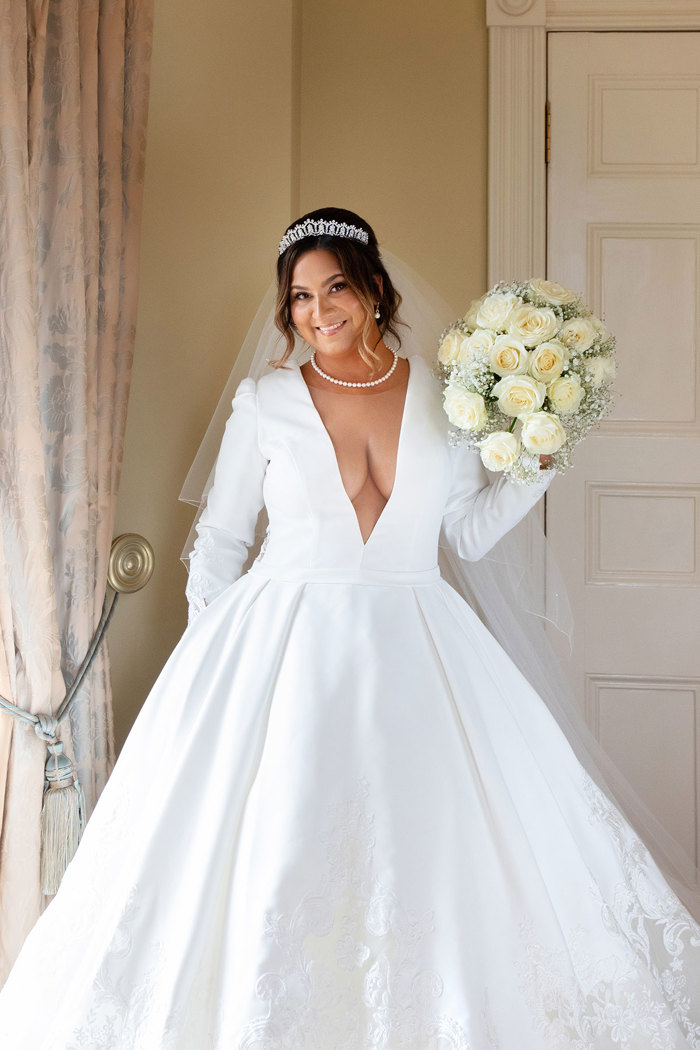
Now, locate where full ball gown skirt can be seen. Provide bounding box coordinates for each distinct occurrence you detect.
[1,354,699,1049]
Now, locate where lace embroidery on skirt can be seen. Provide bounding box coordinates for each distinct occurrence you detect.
[235,777,472,1050]
[516,769,700,1049]
[49,889,171,1050]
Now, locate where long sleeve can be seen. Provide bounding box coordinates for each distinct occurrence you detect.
[185,377,268,623]
[440,442,554,562]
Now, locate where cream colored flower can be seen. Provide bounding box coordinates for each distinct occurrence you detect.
[464,297,484,329]
[528,278,578,306]
[439,329,494,366]
[585,355,616,387]
[528,340,568,383]
[476,292,520,331]
[461,328,495,361]
[489,335,529,377]
[479,431,520,472]
[520,411,566,455]
[507,304,560,347]
[491,375,546,417]
[438,331,465,365]
[547,374,585,414]
[558,317,596,354]
[443,383,488,431]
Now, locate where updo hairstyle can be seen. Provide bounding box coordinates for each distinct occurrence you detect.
[272,207,404,373]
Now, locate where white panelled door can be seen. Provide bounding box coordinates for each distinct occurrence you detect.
[547,32,700,866]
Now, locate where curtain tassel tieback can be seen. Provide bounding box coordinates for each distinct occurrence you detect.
[34,716,87,894]
[0,587,120,894]
[0,534,154,894]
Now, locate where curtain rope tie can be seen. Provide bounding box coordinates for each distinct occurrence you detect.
[0,588,120,893]
[0,534,153,894]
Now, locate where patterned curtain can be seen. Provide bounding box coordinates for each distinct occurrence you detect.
[0,0,153,983]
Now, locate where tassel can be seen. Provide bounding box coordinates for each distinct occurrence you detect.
[40,740,86,895]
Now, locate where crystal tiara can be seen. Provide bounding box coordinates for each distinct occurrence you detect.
[278,218,370,256]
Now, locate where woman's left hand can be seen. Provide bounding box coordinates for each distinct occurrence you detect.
[539,454,554,470]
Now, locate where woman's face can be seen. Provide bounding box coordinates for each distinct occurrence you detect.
[289,248,375,358]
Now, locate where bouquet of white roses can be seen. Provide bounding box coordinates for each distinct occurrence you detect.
[437,278,616,483]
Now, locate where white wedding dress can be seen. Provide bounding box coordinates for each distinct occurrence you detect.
[1,353,700,1050]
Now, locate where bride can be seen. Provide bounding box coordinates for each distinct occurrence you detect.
[1,207,699,1049]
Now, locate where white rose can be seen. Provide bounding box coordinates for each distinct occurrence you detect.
[464,297,484,329]
[439,329,494,366]
[528,278,578,306]
[476,292,520,331]
[507,304,560,347]
[585,355,616,387]
[558,317,596,354]
[528,340,568,383]
[491,375,546,417]
[443,383,488,431]
[488,335,529,376]
[547,374,585,415]
[461,328,495,361]
[520,411,566,455]
[438,331,466,365]
[479,431,520,473]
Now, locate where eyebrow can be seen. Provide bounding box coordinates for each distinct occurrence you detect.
[290,272,345,291]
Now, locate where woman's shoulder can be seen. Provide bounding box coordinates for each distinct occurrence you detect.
[252,359,303,423]
[257,358,301,393]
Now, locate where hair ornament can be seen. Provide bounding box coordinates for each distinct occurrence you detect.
[278,218,370,256]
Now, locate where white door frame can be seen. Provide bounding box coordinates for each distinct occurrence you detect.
[486,0,700,285]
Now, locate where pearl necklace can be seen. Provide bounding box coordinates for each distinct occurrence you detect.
[310,348,399,388]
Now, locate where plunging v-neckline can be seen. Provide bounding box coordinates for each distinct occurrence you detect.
[295,355,414,549]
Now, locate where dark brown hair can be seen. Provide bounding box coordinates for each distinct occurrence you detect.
[272,207,405,373]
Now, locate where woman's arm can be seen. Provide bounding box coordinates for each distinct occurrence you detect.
[440,443,554,561]
[185,377,268,623]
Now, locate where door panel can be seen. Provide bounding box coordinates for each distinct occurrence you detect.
[547,32,700,865]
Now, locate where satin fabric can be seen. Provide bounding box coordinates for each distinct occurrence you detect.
[1,355,699,1049]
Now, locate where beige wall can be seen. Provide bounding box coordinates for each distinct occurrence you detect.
[110,0,296,744]
[297,0,488,307]
[111,0,488,748]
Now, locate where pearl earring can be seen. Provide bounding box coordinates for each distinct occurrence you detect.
[374,304,381,320]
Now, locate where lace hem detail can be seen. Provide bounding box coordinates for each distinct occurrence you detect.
[235,778,471,1050]
[516,768,700,1049]
[47,888,174,1050]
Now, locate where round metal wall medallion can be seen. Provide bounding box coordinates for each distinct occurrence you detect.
[108,534,155,593]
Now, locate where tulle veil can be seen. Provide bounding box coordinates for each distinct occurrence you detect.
[179,246,700,920]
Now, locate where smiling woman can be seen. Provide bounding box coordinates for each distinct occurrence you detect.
[2,207,700,1050]
[290,254,372,360]
[273,206,404,375]
[270,209,418,544]
[280,239,413,544]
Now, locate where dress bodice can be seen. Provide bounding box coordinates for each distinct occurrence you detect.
[186,355,553,619]
[255,355,452,574]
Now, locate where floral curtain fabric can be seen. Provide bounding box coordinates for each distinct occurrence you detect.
[0,0,153,983]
